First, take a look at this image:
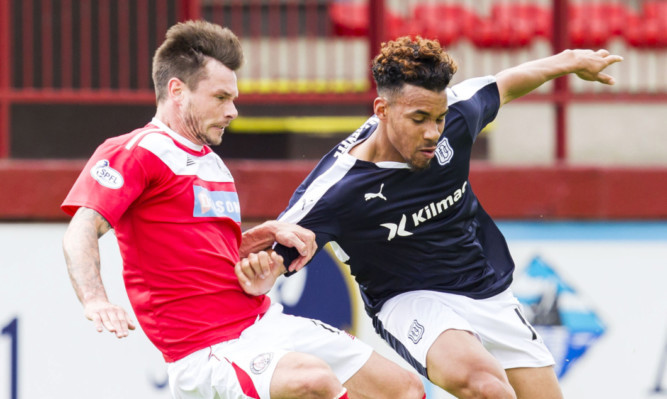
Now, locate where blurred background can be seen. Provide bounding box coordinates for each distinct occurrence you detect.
[1,0,666,398]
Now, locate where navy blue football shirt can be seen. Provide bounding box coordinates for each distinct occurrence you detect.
[277,76,515,316]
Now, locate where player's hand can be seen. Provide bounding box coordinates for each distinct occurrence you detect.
[272,222,317,272]
[235,250,285,296]
[83,299,136,338]
[572,49,623,85]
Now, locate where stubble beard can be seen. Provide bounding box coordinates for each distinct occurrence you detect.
[181,104,222,146]
[408,156,432,172]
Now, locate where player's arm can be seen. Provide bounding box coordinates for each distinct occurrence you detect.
[239,220,317,273]
[495,49,623,106]
[62,206,136,338]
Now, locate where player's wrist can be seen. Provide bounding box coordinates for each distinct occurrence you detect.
[81,291,108,304]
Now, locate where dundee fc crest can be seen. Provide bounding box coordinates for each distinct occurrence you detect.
[435,137,454,166]
[512,256,606,379]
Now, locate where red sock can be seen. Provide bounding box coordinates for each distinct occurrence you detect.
[334,389,349,399]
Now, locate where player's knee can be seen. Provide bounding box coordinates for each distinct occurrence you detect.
[290,369,340,398]
[437,371,515,399]
[462,373,516,399]
[472,375,516,399]
[403,371,426,399]
[376,368,424,399]
[280,356,341,398]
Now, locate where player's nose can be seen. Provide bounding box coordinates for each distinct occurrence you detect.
[224,101,238,120]
[424,123,440,142]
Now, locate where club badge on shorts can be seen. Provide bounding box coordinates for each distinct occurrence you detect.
[408,320,425,344]
[250,352,273,374]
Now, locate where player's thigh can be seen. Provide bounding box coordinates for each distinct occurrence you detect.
[269,352,342,399]
[280,313,373,384]
[506,366,563,399]
[343,351,424,399]
[426,328,509,389]
[373,290,479,377]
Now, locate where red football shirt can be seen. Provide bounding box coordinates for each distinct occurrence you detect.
[62,119,270,362]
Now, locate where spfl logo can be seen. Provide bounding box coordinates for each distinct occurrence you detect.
[512,256,606,379]
[90,159,124,189]
[435,137,454,166]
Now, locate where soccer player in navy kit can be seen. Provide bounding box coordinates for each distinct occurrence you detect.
[261,37,623,399]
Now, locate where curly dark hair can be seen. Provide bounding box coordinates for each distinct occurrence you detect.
[152,20,244,103]
[372,36,458,96]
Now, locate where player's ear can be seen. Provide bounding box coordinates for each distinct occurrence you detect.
[374,97,388,120]
[167,78,185,103]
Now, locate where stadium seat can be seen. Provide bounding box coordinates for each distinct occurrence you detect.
[643,0,667,20]
[491,3,552,39]
[624,1,667,47]
[411,3,479,46]
[568,3,624,48]
[643,1,667,47]
[472,3,551,48]
[329,1,404,39]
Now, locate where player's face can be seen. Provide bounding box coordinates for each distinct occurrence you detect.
[179,59,239,146]
[383,84,448,171]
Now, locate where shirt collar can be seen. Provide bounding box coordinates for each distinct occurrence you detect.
[151,117,204,152]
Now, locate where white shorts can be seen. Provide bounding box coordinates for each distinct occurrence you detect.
[374,288,555,376]
[168,303,373,399]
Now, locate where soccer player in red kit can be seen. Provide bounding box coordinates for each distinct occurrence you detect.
[62,20,424,399]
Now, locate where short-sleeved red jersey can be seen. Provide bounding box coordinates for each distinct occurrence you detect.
[62,119,270,362]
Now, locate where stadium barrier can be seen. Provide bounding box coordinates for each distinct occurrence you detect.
[1,159,666,220]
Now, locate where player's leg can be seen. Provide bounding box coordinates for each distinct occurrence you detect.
[373,290,516,399]
[468,289,561,399]
[269,352,348,399]
[278,312,424,399]
[426,329,516,399]
[211,346,349,399]
[343,351,425,399]
[506,366,563,399]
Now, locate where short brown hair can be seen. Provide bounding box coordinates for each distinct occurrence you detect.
[372,36,457,96]
[152,20,244,103]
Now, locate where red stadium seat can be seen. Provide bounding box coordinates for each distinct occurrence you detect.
[491,3,552,39]
[569,18,612,48]
[329,2,367,37]
[329,2,404,39]
[571,3,629,36]
[472,3,551,48]
[411,3,480,46]
[625,1,667,47]
[568,3,608,48]
[643,0,667,19]
[471,17,534,48]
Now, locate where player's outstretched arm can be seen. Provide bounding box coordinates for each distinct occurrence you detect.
[496,49,623,106]
[235,250,286,296]
[62,207,136,338]
[239,220,317,272]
